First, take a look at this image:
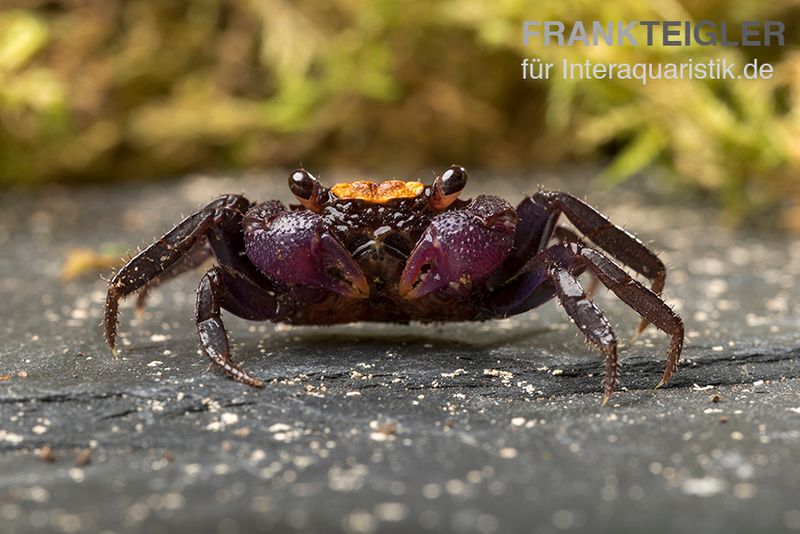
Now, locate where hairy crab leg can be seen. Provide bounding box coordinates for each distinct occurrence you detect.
[487,250,620,403]
[196,265,285,388]
[548,264,619,405]
[489,242,682,402]
[105,213,213,355]
[104,194,251,356]
[534,191,667,335]
[135,243,214,316]
[553,226,600,297]
[574,245,684,389]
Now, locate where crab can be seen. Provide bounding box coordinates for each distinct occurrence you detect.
[104,166,684,404]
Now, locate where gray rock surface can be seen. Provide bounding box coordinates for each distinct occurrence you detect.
[1,170,799,534]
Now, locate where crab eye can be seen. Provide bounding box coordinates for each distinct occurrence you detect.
[440,166,467,195]
[431,165,468,209]
[289,169,318,200]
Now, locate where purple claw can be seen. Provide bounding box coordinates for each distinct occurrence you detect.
[245,208,369,298]
[316,232,370,298]
[398,232,445,299]
[399,195,516,299]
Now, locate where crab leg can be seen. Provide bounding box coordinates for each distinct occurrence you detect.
[104,194,251,355]
[533,191,667,335]
[135,243,214,315]
[553,226,600,297]
[547,243,683,389]
[547,264,619,405]
[489,242,682,402]
[196,265,286,387]
[574,246,684,389]
[487,249,620,403]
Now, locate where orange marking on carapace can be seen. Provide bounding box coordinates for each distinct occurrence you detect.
[330,181,424,203]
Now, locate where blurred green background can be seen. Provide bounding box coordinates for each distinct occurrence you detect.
[1,0,799,229]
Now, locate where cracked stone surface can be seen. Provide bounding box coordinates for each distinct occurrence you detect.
[1,170,799,534]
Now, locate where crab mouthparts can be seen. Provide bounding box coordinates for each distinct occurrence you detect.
[330,180,424,203]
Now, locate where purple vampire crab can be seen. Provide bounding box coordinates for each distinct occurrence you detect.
[104,166,684,404]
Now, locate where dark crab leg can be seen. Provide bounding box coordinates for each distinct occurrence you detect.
[548,264,619,405]
[553,226,600,297]
[488,242,682,403]
[488,250,620,403]
[575,246,684,389]
[533,191,668,335]
[104,194,251,356]
[533,192,666,293]
[487,226,594,316]
[196,265,285,388]
[548,243,683,389]
[135,243,214,315]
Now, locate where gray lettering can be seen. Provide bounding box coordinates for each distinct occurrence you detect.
[662,21,681,46]
[694,20,716,46]
[639,21,658,46]
[764,21,784,47]
[740,21,759,46]
[522,21,541,46]
[592,21,614,46]
[720,22,739,47]
[567,21,590,46]
[618,21,638,46]
[544,21,565,46]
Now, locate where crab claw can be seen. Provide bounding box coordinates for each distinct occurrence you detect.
[399,195,516,299]
[245,207,369,298]
[315,233,370,298]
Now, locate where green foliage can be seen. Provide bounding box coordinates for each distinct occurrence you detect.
[0,0,798,227]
